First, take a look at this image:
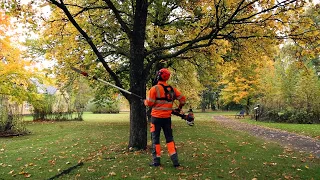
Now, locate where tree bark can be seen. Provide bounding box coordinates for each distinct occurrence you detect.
[245,97,251,115]
[128,0,148,149]
[128,98,147,149]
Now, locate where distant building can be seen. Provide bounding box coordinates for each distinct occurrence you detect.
[21,79,58,115]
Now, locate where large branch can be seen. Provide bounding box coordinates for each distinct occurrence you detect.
[231,0,298,24]
[145,30,215,57]
[144,33,220,73]
[219,29,318,41]
[73,6,109,18]
[102,0,132,38]
[101,36,130,58]
[47,0,127,98]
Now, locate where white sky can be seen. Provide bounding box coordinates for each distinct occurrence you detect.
[12,0,52,70]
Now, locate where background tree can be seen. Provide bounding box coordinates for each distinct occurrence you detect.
[255,3,320,123]
[0,11,38,135]
[219,37,278,114]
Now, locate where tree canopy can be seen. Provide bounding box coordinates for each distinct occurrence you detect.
[0,11,38,103]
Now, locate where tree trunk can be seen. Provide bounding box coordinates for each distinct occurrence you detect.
[128,74,147,149]
[245,97,251,115]
[201,106,206,112]
[128,98,147,149]
[128,0,148,149]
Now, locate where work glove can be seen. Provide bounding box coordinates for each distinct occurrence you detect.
[171,108,181,116]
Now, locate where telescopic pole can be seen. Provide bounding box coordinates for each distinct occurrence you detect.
[71,67,143,99]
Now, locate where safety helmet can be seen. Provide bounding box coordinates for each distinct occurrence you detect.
[159,68,170,81]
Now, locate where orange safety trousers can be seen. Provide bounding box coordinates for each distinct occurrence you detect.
[150,117,179,165]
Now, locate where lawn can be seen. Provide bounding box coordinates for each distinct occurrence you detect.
[1,112,319,179]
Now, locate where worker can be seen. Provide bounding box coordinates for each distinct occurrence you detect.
[144,68,186,167]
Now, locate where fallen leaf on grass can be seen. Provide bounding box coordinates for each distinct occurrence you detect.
[87,167,96,172]
[229,167,240,174]
[48,159,56,166]
[263,162,277,166]
[141,175,151,178]
[24,173,31,178]
[177,172,187,176]
[16,157,22,161]
[8,170,14,174]
[231,159,236,164]
[308,154,315,159]
[284,175,293,179]
[18,171,31,178]
[109,171,116,176]
[121,174,128,178]
[278,154,288,158]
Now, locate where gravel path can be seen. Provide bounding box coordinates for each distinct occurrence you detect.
[213,115,320,158]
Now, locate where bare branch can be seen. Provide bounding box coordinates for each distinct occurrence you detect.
[103,0,132,38]
[46,0,126,98]
[232,0,298,24]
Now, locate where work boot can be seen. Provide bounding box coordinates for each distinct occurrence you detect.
[170,153,180,167]
[149,162,161,167]
[149,157,160,167]
[173,163,180,168]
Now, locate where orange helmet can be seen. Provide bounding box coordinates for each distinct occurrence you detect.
[159,68,170,81]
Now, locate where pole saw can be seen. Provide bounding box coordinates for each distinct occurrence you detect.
[71,67,142,99]
[71,67,194,126]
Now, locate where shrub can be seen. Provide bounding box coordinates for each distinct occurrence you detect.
[0,102,29,136]
[278,110,293,123]
[259,109,279,122]
[288,111,313,124]
[88,101,120,114]
[259,107,319,124]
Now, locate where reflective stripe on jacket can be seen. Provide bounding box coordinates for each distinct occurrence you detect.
[144,81,186,118]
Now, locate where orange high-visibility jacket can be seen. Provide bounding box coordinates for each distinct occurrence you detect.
[144,81,186,118]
